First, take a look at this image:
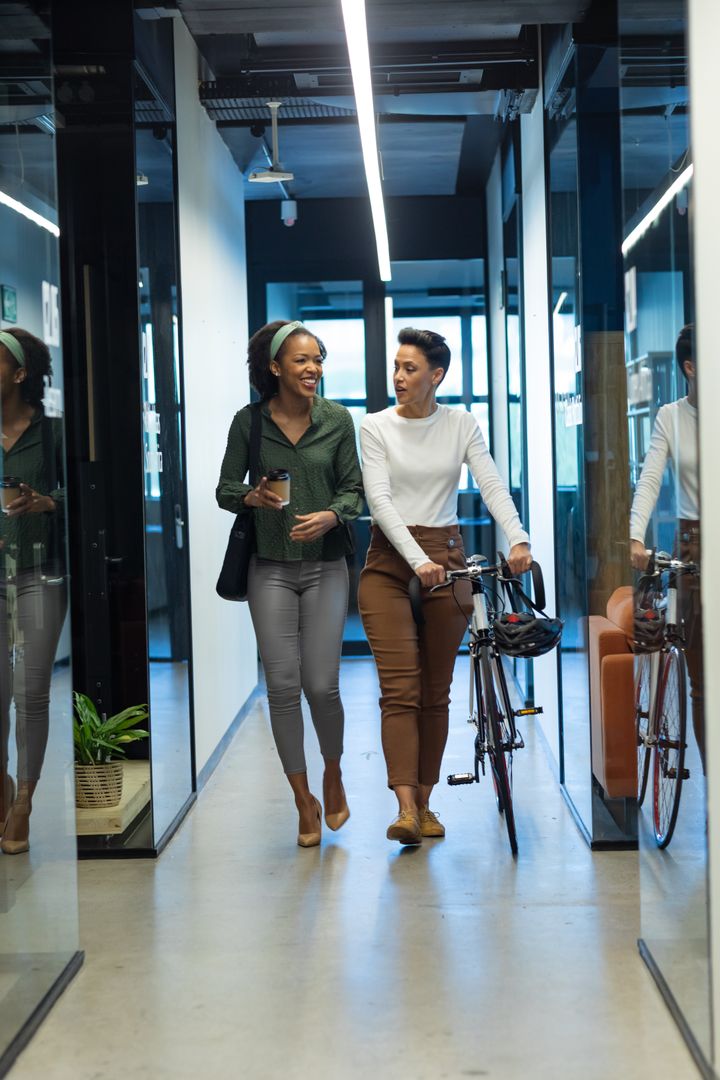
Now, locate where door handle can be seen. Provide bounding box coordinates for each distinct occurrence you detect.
[174,503,185,549]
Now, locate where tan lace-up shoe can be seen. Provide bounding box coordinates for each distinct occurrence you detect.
[386,810,422,845]
[419,807,446,838]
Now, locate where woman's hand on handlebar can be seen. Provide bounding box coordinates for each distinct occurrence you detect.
[243,477,284,511]
[507,543,532,576]
[630,539,650,571]
[415,561,447,588]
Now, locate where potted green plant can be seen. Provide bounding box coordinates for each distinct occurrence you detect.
[73,692,149,809]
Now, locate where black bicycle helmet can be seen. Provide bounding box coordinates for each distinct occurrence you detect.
[493,610,564,658]
[632,605,665,653]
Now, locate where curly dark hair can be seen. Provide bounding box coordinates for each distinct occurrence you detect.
[676,323,694,383]
[397,327,451,385]
[247,320,327,401]
[0,327,52,408]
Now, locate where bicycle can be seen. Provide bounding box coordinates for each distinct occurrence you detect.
[411,556,559,856]
[635,549,699,849]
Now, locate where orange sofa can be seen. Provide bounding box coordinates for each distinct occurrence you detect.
[589,586,636,799]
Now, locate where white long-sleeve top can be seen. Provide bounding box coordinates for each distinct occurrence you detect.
[360,405,530,570]
[629,397,698,543]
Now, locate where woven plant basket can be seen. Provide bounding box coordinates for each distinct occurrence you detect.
[75,762,124,808]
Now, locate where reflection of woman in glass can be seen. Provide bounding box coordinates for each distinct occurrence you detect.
[0,329,67,854]
[217,321,363,848]
[630,325,703,764]
[359,328,532,845]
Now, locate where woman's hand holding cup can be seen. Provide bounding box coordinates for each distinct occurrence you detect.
[244,477,284,511]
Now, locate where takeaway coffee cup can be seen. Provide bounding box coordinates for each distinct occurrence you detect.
[0,477,22,512]
[266,469,290,507]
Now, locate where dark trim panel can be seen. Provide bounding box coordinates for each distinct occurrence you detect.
[0,952,84,1079]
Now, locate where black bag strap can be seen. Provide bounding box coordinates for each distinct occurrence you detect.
[247,402,263,489]
[499,557,549,618]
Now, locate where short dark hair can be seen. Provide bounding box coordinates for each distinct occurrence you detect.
[676,323,694,383]
[397,327,451,384]
[247,320,327,400]
[0,327,52,408]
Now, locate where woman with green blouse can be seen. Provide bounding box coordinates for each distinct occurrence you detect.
[217,321,363,848]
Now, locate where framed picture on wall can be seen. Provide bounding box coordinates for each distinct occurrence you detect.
[1,285,17,324]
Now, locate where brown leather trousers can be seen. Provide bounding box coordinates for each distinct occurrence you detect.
[677,519,704,770]
[358,526,472,789]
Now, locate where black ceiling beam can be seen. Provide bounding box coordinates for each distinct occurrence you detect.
[201,63,536,100]
[225,38,536,74]
[215,114,470,129]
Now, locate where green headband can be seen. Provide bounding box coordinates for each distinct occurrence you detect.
[0,331,25,368]
[270,320,304,362]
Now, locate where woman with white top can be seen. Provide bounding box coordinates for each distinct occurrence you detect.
[629,324,703,764]
[358,327,532,845]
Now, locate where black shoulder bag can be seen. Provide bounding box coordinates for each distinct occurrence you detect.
[216,404,262,602]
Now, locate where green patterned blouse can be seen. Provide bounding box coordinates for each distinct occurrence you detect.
[216,396,363,562]
[0,412,65,574]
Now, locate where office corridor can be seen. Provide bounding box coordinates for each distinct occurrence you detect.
[13,660,697,1079]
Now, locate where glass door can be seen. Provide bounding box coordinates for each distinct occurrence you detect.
[0,34,80,1064]
[135,57,194,845]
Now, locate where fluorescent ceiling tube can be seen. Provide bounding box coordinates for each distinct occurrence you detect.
[622,163,694,256]
[0,188,59,237]
[341,0,392,282]
[553,291,568,317]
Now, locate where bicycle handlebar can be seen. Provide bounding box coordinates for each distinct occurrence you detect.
[409,555,549,626]
[645,549,699,576]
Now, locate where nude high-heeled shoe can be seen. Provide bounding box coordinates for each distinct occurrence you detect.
[297,796,322,848]
[325,797,350,832]
[0,773,15,833]
[2,781,35,855]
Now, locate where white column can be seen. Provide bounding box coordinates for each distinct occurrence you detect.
[174,19,259,776]
[689,0,720,1054]
[520,94,560,770]
[486,150,509,485]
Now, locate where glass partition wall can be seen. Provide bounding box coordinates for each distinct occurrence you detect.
[619,3,711,1068]
[545,25,637,848]
[54,11,195,856]
[0,32,81,1073]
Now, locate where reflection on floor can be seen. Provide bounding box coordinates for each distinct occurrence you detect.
[11,658,698,1079]
[639,717,711,1061]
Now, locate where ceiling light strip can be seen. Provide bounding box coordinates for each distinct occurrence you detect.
[340,0,392,282]
[0,188,59,238]
[621,163,693,257]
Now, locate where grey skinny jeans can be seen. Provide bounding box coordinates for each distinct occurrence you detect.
[0,571,68,782]
[247,555,349,774]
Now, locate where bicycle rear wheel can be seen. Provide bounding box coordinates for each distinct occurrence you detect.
[652,646,687,848]
[479,649,517,855]
[635,654,652,807]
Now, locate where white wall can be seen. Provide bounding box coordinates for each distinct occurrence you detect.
[689,0,720,1057]
[520,96,560,769]
[174,19,258,776]
[486,151,510,486]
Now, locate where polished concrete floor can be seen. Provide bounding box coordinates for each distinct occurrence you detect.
[12,658,700,1080]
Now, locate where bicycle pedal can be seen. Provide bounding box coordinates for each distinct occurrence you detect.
[515,706,543,717]
[447,773,476,786]
[681,768,690,780]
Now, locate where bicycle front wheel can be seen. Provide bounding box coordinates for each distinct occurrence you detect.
[652,646,687,848]
[479,649,517,855]
[635,654,652,807]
